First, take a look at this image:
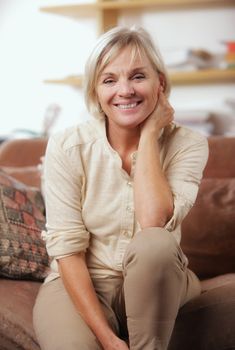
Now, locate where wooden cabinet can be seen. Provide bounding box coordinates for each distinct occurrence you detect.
[40,0,235,86]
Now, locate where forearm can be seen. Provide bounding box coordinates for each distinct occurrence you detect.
[134,132,173,229]
[58,253,118,349]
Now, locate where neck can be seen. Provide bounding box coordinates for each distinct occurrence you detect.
[105,118,140,156]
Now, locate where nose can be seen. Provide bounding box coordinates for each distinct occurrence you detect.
[118,80,135,97]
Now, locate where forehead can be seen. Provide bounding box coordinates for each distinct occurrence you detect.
[100,45,153,74]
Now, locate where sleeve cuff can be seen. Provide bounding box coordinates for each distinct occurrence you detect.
[164,194,192,232]
[41,229,90,259]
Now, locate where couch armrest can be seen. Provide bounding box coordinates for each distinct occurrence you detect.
[0,166,42,188]
[0,138,47,167]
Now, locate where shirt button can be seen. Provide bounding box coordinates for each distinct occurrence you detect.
[123,230,131,237]
[126,206,133,212]
[131,153,137,161]
[127,181,132,186]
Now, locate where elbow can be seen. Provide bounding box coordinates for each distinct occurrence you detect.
[140,219,165,230]
[138,205,174,230]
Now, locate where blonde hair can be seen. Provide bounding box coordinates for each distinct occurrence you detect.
[84,26,171,119]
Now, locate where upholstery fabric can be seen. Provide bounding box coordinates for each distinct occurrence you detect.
[181,178,235,279]
[169,283,235,350]
[1,279,234,350]
[0,170,49,281]
[0,279,41,350]
[0,166,42,188]
[0,138,47,167]
[204,136,235,178]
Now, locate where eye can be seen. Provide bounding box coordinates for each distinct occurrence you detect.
[132,73,145,80]
[103,78,115,84]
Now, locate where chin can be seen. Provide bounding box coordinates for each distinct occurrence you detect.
[117,113,148,126]
[116,119,141,129]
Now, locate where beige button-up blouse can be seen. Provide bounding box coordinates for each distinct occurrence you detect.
[42,118,208,283]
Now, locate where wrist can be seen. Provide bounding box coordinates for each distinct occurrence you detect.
[139,131,161,149]
[99,329,120,349]
[141,126,163,140]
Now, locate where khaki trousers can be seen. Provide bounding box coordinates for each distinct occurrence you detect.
[33,227,201,350]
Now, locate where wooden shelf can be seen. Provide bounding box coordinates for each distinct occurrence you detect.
[44,75,83,87]
[170,68,235,85]
[40,0,235,13]
[44,69,235,88]
[40,0,235,32]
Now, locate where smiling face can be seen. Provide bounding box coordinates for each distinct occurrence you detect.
[96,46,161,131]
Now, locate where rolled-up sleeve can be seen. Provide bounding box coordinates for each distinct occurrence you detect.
[42,136,89,259]
[164,134,209,232]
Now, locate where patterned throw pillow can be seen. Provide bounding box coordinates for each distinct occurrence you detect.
[0,169,50,281]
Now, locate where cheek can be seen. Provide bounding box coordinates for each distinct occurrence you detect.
[149,84,160,106]
[96,87,103,102]
[96,90,107,111]
[97,88,113,109]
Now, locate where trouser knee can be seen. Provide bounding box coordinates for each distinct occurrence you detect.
[123,227,183,276]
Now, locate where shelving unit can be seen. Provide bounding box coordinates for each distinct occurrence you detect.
[44,68,235,87]
[40,0,235,88]
[40,0,235,33]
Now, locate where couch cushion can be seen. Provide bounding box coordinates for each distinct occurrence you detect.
[204,137,235,178]
[169,282,235,350]
[181,178,235,279]
[0,170,49,281]
[0,279,41,350]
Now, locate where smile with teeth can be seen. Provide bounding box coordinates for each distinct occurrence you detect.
[116,102,140,109]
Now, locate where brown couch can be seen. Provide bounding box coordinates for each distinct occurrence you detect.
[0,136,234,350]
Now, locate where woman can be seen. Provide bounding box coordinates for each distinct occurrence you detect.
[33,26,208,350]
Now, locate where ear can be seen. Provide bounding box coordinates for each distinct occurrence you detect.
[158,73,166,92]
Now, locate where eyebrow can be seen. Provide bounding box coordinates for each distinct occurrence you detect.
[100,66,148,77]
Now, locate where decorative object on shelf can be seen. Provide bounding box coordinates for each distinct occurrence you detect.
[163,47,225,71]
[174,109,214,136]
[223,41,235,68]
[188,49,219,69]
[208,98,235,136]
[208,112,235,136]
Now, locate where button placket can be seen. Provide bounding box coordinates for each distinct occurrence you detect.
[114,238,129,270]
[114,172,135,270]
